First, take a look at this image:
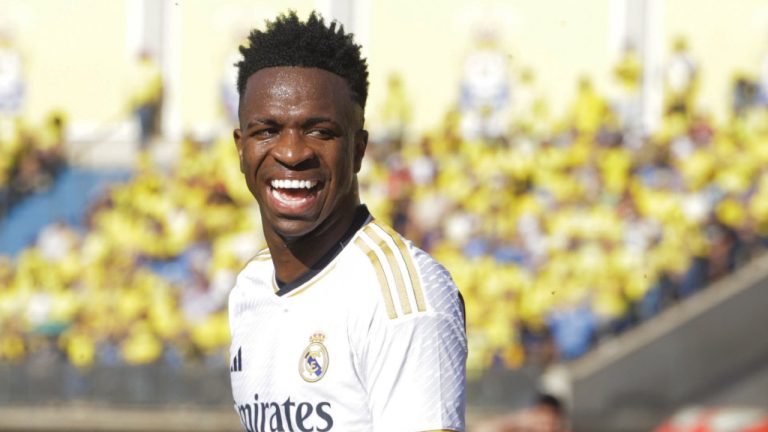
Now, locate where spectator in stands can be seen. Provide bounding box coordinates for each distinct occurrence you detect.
[568,76,609,136]
[128,50,163,150]
[613,41,643,140]
[475,393,569,432]
[459,29,511,142]
[0,31,24,114]
[372,73,412,158]
[0,112,66,216]
[0,314,26,362]
[665,36,698,116]
[732,73,759,117]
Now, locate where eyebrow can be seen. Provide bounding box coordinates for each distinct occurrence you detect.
[244,118,280,130]
[244,117,341,131]
[302,117,340,129]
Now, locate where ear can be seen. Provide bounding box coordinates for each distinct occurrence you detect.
[233,128,245,173]
[353,129,368,173]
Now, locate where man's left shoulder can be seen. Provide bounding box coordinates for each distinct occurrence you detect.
[353,220,460,317]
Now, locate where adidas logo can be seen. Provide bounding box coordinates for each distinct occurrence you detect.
[231,347,243,372]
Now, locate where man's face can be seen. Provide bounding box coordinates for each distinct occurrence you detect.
[234,67,367,242]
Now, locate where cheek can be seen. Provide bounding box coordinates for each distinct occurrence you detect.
[241,144,266,173]
[329,149,356,186]
[338,140,358,172]
[240,146,267,189]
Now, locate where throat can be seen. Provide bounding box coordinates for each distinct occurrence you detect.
[272,204,371,296]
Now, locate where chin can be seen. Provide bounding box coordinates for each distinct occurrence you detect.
[271,218,321,242]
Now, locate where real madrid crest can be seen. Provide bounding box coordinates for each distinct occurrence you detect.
[299,332,329,382]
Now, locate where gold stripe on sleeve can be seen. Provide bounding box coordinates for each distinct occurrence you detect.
[354,237,397,319]
[376,223,426,312]
[363,225,412,316]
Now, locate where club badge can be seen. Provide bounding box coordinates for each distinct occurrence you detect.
[299,332,329,382]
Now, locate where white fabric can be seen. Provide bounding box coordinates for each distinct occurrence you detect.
[229,220,467,432]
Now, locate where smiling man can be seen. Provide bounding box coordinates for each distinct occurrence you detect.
[228,11,467,432]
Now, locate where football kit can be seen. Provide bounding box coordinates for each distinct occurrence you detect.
[228,206,467,432]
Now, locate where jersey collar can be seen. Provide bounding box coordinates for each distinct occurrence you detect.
[273,204,372,297]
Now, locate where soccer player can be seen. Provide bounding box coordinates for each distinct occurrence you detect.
[228,11,467,432]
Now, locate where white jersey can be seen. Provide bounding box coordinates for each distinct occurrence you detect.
[228,215,467,432]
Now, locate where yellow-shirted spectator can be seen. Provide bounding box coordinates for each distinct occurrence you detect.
[599,146,632,196]
[127,51,163,149]
[377,73,412,145]
[591,278,629,324]
[614,46,643,94]
[190,312,230,357]
[716,197,746,228]
[677,149,715,190]
[59,318,96,369]
[122,321,163,365]
[0,318,26,362]
[568,77,608,135]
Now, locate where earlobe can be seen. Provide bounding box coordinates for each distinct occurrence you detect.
[233,129,245,173]
[354,129,368,173]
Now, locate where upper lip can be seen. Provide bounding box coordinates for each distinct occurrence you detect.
[265,169,323,181]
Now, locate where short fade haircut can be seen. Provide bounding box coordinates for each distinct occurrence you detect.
[236,11,369,110]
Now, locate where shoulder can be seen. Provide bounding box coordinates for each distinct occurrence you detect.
[228,248,274,316]
[234,248,273,286]
[350,221,461,321]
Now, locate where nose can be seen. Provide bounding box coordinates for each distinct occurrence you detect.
[271,129,315,168]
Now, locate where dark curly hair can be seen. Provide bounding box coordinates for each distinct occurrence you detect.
[236,11,369,110]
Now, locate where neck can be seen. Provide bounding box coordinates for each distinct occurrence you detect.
[266,197,362,285]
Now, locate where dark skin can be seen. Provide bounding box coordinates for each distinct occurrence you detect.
[234,67,368,285]
[235,67,458,432]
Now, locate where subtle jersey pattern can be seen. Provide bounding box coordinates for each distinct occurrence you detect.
[228,220,467,432]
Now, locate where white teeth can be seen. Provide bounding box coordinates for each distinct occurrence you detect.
[270,179,317,189]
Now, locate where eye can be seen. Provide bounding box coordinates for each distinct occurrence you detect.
[252,128,277,140]
[307,129,337,140]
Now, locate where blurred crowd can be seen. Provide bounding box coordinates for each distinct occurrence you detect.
[362,44,768,376]
[370,107,768,374]
[2,39,768,391]
[0,137,261,370]
[0,113,67,218]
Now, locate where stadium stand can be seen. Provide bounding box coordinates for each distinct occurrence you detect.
[0,167,131,256]
[567,252,768,430]
[2,39,768,432]
[2,73,768,380]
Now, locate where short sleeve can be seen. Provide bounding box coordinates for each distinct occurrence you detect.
[360,274,467,431]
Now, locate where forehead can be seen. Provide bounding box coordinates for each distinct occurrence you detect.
[241,67,357,119]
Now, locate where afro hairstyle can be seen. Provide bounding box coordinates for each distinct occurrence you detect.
[236,11,369,110]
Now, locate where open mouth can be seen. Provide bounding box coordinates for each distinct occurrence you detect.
[268,179,323,212]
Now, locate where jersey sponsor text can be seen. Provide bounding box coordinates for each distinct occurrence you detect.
[236,394,333,432]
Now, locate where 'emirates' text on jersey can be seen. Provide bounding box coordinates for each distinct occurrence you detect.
[228,217,467,432]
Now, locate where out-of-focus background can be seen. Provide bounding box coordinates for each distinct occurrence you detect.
[1,0,768,431]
